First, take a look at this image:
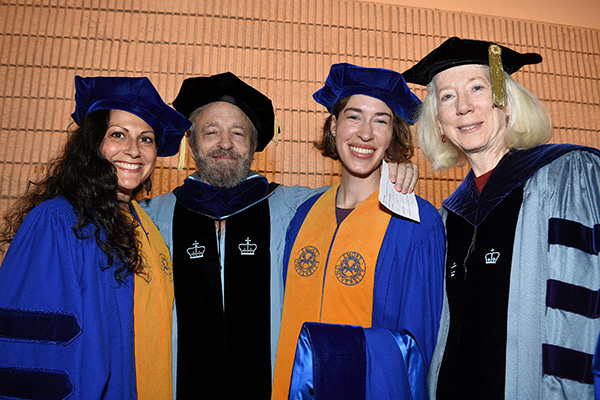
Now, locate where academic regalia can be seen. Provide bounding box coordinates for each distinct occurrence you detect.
[429,144,600,400]
[593,337,600,399]
[141,172,324,399]
[131,201,174,399]
[0,196,173,399]
[272,184,446,399]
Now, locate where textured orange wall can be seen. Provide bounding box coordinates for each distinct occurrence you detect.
[0,0,599,216]
[379,0,600,30]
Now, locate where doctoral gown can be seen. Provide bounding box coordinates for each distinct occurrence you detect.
[0,196,173,399]
[273,184,446,399]
[142,171,325,399]
[429,144,600,400]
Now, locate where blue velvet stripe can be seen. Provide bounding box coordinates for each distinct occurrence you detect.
[542,344,594,384]
[548,217,600,255]
[546,279,600,319]
[0,307,81,345]
[0,366,73,399]
[293,322,366,400]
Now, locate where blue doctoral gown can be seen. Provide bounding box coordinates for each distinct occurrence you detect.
[282,194,446,400]
[0,196,136,399]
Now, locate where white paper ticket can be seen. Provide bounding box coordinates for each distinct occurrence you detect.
[379,160,420,223]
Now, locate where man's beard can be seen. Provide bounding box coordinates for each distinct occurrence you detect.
[194,148,254,189]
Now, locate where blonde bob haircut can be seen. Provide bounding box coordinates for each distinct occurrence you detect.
[417,71,553,170]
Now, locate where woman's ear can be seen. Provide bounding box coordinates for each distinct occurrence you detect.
[435,118,444,137]
[503,103,511,120]
[330,115,337,136]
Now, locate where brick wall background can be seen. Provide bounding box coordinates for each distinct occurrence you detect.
[1,0,599,214]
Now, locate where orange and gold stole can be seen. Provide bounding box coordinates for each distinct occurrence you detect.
[131,201,174,399]
[272,184,392,399]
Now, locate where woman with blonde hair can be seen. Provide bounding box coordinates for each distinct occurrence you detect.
[403,36,600,400]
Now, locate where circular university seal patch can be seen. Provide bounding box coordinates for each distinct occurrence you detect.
[335,251,366,286]
[295,246,320,277]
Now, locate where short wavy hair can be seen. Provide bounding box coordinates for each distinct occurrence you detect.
[417,71,553,170]
[314,96,414,163]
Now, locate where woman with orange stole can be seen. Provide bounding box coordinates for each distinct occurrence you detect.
[272,63,446,400]
[0,76,190,399]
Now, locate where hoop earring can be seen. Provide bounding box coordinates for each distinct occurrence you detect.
[441,133,447,144]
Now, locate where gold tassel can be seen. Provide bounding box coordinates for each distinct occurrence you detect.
[177,134,187,171]
[488,44,507,107]
[273,114,280,146]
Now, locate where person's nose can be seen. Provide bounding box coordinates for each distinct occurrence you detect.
[217,132,233,150]
[124,138,141,157]
[456,94,474,115]
[356,123,374,141]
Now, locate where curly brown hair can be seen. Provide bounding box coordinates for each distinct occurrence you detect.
[0,110,146,282]
[314,96,414,163]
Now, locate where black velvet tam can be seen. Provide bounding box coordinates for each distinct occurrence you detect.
[173,72,278,152]
[402,37,542,86]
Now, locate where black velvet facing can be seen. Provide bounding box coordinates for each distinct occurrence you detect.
[437,186,524,400]
[173,198,272,399]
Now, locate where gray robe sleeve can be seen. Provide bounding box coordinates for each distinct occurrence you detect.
[507,150,600,399]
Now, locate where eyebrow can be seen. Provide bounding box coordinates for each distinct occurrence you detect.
[231,123,248,130]
[467,75,489,84]
[438,75,489,91]
[108,124,154,135]
[343,107,392,118]
[201,121,248,131]
[201,121,220,129]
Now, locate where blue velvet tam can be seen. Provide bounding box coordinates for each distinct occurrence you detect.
[173,72,278,152]
[71,76,191,157]
[312,63,422,124]
[402,37,542,86]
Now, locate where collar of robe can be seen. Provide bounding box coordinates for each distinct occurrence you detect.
[174,172,272,219]
[443,144,598,227]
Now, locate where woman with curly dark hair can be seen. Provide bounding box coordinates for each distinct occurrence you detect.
[272,63,446,400]
[0,76,190,399]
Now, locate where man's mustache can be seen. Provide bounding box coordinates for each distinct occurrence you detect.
[208,148,242,160]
